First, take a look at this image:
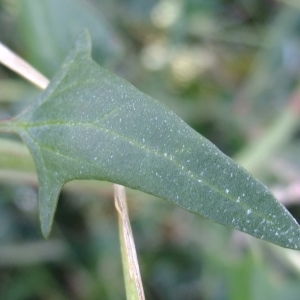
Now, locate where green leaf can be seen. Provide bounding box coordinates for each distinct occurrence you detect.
[5,30,300,249]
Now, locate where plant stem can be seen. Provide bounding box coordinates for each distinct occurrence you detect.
[0,42,49,89]
[235,105,299,175]
[114,184,145,300]
[0,119,19,133]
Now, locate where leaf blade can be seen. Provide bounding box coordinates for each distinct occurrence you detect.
[11,30,300,248]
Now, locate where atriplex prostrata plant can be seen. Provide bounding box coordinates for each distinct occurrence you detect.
[1,30,300,297]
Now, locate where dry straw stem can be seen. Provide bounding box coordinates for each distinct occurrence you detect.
[114,184,145,300]
[0,42,48,89]
[0,42,145,299]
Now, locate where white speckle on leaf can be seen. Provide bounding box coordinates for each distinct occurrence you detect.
[246,209,252,215]
[226,189,229,194]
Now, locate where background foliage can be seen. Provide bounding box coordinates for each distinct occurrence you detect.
[1,0,300,299]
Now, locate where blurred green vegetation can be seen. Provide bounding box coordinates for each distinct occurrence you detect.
[1,0,300,299]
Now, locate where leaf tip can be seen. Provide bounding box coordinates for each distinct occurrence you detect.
[74,29,92,56]
[41,222,52,239]
[38,181,63,239]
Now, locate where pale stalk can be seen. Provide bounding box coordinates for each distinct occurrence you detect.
[0,42,145,298]
[114,184,145,300]
[0,42,48,89]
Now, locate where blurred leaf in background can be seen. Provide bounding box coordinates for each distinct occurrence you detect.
[1,0,300,299]
[17,0,124,77]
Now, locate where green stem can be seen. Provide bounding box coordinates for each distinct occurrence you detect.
[0,119,20,133]
[235,108,299,176]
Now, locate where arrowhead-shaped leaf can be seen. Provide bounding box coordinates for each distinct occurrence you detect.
[6,31,300,249]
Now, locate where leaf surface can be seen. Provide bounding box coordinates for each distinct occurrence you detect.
[8,31,300,249]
